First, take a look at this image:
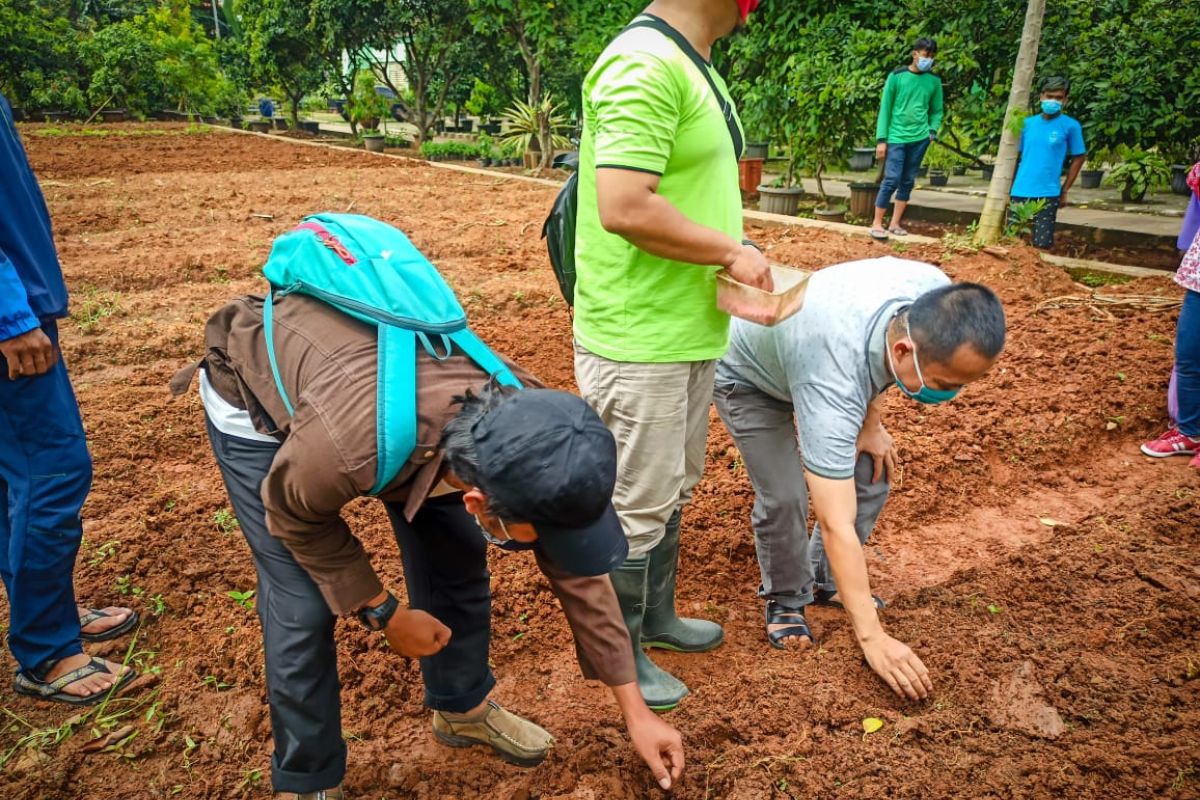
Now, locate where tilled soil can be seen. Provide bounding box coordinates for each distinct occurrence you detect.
[2,125,1197,800]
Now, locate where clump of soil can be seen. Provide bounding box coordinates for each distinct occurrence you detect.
[2,125,1196,799]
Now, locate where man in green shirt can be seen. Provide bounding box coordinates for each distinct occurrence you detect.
[573,0,771,711]
[870,37,945,240]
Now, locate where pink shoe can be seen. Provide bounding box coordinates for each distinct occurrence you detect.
[1140,428,1200,458]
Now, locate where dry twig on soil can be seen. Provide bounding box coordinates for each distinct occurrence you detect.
[1035,292,1182,321]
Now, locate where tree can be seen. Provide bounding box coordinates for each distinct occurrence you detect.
[309,0,382,135]
[140,0,231,117]
[0,0,83,112]
[368,0,482,143]
[78,19,160,116]
[240,0,328,126]
[975,0,1045,245]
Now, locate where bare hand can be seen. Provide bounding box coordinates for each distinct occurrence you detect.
[876,142,888,160]
[726,244,774,292]
[856,422,897,484]
[861,633,932,700]
[628,711,685,791]
[0,327,57,379]
[1059,190,1069,207]
[383,608,451,658]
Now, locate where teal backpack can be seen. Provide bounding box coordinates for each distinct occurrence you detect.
[261,213,522,495]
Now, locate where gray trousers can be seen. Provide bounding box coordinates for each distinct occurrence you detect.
[714,381,890,611]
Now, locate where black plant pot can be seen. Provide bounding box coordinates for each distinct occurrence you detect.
[848,147,875,172]
[744,141,770,159]
[929,170,949,187]
[952,165,967,176]
[1171,165,1191,196]
[1121,185,1147,203]
[1080,169,1104,189]
[11,106,26,121]
[915,165,929,178]
[981,165,995,181]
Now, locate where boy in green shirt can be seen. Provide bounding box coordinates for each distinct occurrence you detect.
[573,0,771,712]
[870,37,945,240]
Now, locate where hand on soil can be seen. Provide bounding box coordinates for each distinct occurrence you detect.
[0,327,58,378]
[856,423,898,484]
[628,712,685,791]
[727,244,774,293]
[861,633,933,701]
[384,609,451,657]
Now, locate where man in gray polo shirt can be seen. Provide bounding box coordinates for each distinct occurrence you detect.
[714,257,1006,700]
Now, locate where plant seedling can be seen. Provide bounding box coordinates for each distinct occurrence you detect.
[987,603,1002,615]
[213,508,239,535]
[227,589,255,610]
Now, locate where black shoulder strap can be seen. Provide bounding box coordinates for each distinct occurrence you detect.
[621,14,743,159]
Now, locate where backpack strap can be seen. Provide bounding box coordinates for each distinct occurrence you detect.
[263,290,296,418]
[371,324,417,495]
[625,14,743,159]
[448,329,523,390]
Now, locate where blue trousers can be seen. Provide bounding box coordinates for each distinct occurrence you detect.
[206,415,494,794]
[1177,289,1200,437]
[875,138,931,208]
[0,320,91,675]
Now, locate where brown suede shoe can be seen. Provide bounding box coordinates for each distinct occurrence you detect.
[432,700,553,767]
[273,787,344,800]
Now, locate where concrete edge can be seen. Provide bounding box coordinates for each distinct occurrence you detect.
[743,209,940,244]
[1037,252,1167,280]
[218,124,564,187]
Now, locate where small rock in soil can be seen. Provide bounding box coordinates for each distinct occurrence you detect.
[989,660,1067,739]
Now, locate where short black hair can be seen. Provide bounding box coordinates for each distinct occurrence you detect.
[1040,75,1070,94]
[440,381,523,521]
[912,37,938,55]
[906,283,1006,364]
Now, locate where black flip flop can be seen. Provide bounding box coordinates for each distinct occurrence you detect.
[812,588,886,610]
[765,600,814,650]
[79,608,140,642]
[14,657,138,706]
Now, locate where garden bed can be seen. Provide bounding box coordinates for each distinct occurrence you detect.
[3,123,1196,799]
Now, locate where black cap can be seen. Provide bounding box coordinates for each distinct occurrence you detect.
[471,389,628,576]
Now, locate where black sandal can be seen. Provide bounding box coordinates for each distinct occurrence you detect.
[812,588,886,610]
[14,657,137,706]
[765,600,814,650]
[79,607,140,642]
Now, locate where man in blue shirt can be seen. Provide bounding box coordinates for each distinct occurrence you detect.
[0,93,138,705]
[1009,76,1087,249]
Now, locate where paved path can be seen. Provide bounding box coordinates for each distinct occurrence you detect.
[792,175,1185,240]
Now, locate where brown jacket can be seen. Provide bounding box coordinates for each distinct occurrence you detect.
[171,294,634,686]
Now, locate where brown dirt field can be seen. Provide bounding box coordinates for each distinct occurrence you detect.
[2,124,1197,800]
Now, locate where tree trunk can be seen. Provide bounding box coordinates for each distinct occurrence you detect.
[975,0,1046,245]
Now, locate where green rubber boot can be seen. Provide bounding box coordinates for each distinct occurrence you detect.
[610,556,689,711]
[641,511,724,653]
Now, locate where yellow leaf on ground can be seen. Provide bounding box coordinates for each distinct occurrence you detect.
[862,717,884,735]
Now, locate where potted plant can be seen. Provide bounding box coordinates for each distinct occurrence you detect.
[1080,145,1108,189]
[499,94,572,170]
[349,70,392,152]
[1105,147,1171,203]
[744,141,770,159]
[1171,161,1192,196]
[848,146,875,172]
[248,119,270,133]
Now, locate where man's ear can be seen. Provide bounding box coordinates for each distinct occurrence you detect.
[461,488,487,517]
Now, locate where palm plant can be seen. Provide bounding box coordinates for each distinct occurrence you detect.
[499,94,571,169]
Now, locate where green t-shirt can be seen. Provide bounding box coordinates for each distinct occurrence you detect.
[573,20,744,363]
[875,68,945,145]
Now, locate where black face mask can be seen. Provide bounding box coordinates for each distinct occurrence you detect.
[474,514,537,551]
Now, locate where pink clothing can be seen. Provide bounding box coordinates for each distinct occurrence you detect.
[1179,221,1200,293]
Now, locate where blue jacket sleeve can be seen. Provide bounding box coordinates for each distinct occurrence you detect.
[0,245,39,341]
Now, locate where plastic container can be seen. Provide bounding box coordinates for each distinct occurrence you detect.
[716,264,810,326]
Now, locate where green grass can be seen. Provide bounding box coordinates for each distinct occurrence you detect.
[1066,267,1135,288]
